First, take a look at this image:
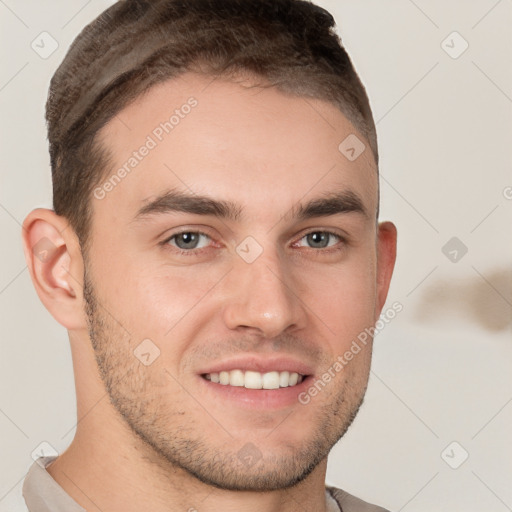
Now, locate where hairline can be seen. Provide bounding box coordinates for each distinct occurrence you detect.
[92,68,378,188]
[76,70,379,258]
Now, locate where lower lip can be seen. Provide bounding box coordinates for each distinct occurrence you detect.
[197,375,314,409]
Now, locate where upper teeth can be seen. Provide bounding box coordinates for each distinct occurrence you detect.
[205,370,303,389]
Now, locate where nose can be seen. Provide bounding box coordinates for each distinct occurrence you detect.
[221,249,306,339]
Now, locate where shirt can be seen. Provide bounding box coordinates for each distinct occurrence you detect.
[4,456,390,512]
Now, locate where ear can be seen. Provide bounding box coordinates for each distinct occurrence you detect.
[22,208,87,330]
[375,221,397,317]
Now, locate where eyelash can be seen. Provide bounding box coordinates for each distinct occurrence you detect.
[160,229,347,256]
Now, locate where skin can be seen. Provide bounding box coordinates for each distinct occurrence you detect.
[22,72,396,512]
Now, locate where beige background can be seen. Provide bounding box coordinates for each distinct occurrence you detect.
[1,1,511,511]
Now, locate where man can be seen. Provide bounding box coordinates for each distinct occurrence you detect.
[20,0,396,510]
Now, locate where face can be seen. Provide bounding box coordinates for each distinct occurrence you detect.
[83,72,388,491]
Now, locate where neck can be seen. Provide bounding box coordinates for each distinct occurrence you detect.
[47,427,330,512]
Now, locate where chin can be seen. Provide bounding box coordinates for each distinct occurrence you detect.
[178,447,326,492]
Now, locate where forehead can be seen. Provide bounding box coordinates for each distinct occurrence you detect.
[94,72,377,224]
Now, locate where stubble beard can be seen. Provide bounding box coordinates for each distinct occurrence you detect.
[82,267,369,491]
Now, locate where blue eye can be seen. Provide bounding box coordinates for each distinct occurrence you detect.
[162,229,344,255]
[167,232,211,250]
[298,231,341,249]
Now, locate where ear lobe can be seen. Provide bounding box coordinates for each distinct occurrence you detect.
[22,208,87,330]
[375,221,397,316]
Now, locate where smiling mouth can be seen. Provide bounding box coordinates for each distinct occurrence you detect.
[203,370,306,390]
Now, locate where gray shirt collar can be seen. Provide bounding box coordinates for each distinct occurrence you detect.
[22,456,85,512]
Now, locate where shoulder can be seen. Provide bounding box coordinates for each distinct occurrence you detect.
[0,478,29,512]
[326,485,391,512]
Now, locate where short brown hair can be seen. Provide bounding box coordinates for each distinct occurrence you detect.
[46,0,378,252]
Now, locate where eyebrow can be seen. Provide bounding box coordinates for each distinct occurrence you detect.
[133,188,368,223]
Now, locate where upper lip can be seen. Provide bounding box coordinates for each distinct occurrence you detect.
[197,355,314,376]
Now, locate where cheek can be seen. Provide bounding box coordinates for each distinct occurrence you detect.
[101,261,227,340]
[297,253,378,343]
